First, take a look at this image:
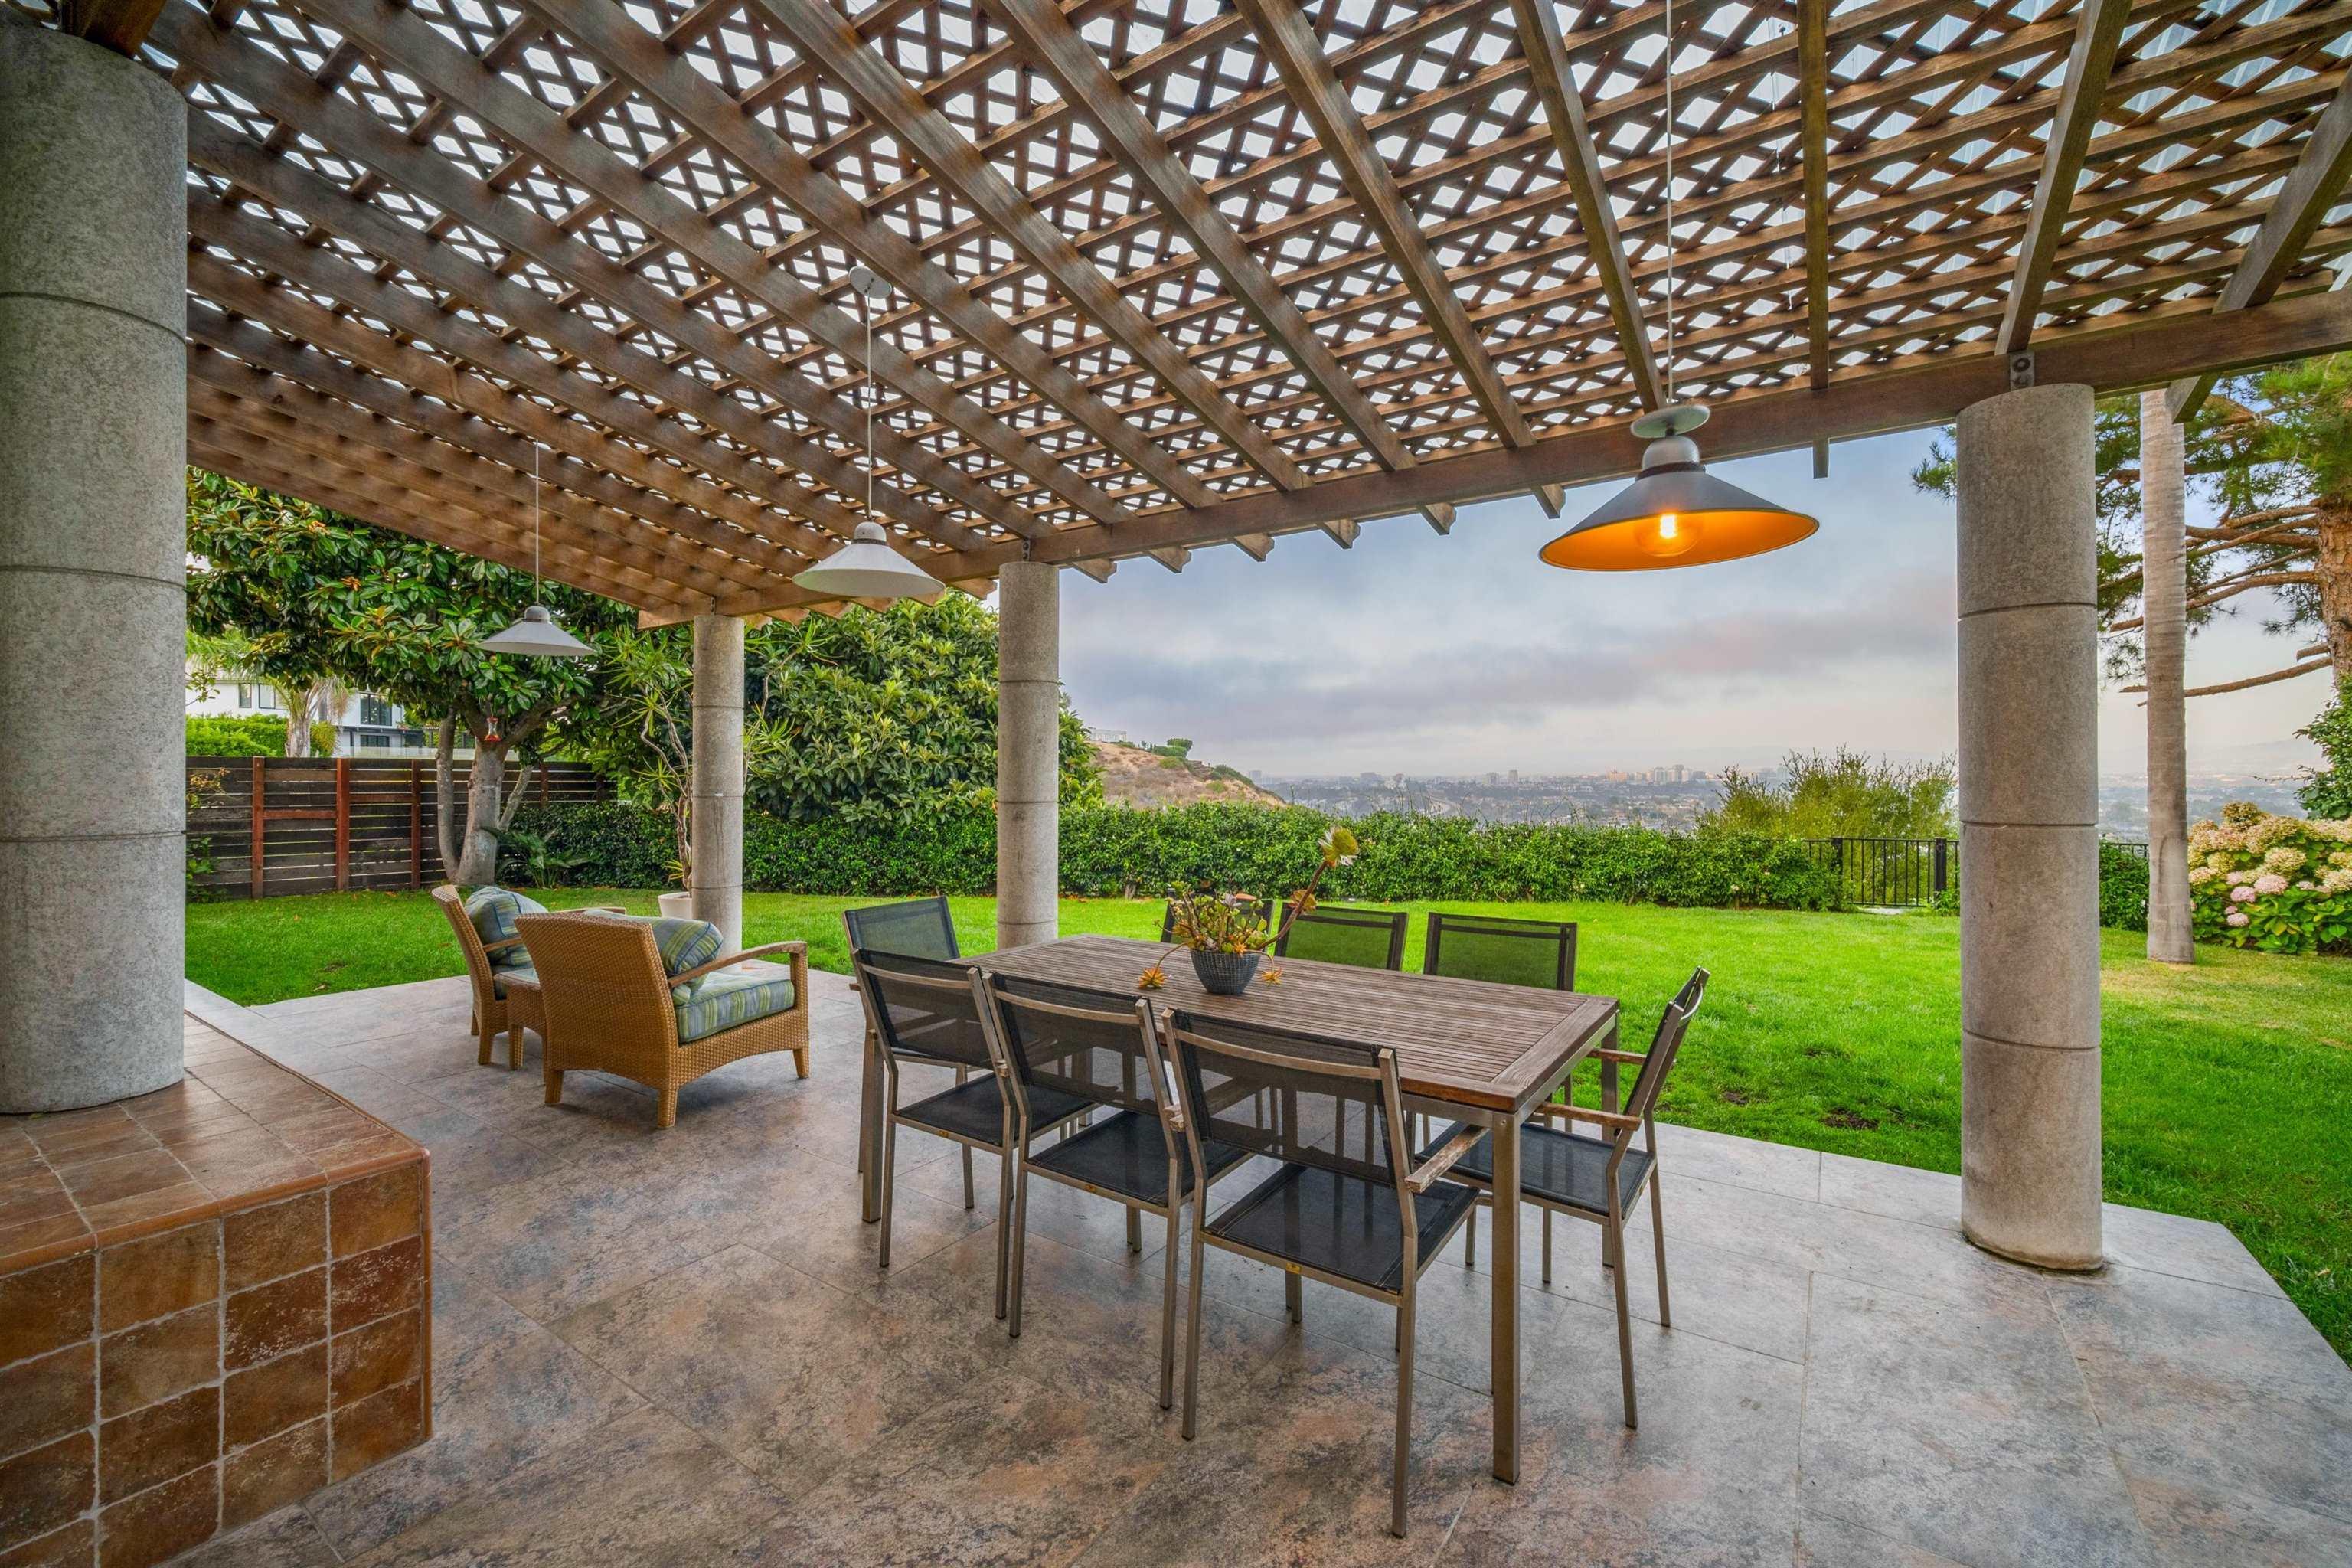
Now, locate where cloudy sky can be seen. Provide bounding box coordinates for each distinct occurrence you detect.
[1050,428,2331,780]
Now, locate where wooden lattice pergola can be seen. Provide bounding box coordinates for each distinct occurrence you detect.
[42,0,2352,623]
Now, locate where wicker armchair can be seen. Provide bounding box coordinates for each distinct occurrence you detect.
[515,911,810,1129]
[434,884,622,1070]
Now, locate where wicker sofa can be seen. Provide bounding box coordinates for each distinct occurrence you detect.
[515,910,810,1129]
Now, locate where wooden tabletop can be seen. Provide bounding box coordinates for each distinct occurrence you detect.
[982,934,1617,1114]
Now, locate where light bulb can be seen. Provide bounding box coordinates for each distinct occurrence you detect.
[1637,511,1700,558]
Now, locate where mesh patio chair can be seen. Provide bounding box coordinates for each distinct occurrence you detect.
[982,977,1251,1406]
[1272,903,1409,971]
[1161,1010,1485,1538]
[1423,912,1577,991]
[842,897,978,1207]
[1426,967,1709,1429]
[516,911,808,1129]
[853,950,1091,1308]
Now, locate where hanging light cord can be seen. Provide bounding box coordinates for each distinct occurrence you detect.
[532,443,543,599]
[864,291,876,526]
[1662,0,1679,405]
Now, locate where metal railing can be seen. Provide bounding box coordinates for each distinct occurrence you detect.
[1802,836,2148,907]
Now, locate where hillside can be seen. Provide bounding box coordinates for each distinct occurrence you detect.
[1092,741,1286,809]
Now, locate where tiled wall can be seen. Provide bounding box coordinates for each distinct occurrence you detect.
[0,1161,429,1567]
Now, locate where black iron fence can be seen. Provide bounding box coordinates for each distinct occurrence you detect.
[1802,836,2148,907]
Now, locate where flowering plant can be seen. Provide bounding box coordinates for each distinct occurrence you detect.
[1141,825,1361,988]
[2187,803,2352,954]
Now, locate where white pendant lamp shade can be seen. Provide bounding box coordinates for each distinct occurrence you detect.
[792,520,942,600]
[479,444,592,656]
[479,603,592,657]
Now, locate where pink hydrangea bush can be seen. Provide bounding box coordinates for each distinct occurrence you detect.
[2188,803,2352,953]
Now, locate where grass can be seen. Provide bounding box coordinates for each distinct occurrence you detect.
[188,888,2352,1359]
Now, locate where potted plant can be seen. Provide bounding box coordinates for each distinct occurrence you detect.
[1145,825,1361,995]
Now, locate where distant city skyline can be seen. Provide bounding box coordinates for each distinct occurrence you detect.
[1056,428,2331,784]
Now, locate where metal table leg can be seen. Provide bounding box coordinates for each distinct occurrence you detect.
[860,1026,882,1223]
[1488,1105,1520,1483]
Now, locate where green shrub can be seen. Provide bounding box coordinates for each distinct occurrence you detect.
[2098,842,2151,933]
[2189,803,2352,955]
[186,714,335,757]
[502,800,1847,910]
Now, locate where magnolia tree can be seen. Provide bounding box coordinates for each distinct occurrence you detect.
[185,470,633,884]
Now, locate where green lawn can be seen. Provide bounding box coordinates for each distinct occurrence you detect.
[187,889,2352,1359]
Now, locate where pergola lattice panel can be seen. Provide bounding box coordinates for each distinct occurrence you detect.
[38,0,2352,617]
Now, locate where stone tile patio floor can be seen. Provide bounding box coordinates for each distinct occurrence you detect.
[172,972,2352,1568]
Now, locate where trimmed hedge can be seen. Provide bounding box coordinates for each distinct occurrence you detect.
[502,801,1846,910]
[2098,842,2150,933]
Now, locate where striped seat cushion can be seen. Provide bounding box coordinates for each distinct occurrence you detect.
[464,886,547,971]
[491,962,537,998]
[673,962,796,1043]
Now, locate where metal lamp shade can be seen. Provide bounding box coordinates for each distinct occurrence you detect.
[479,603,593,658]
[1540,427,1818,571]
[793,520,942,601]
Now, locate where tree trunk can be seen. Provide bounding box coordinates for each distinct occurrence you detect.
[282,684,312,757]
[2141,390,2194,964]
[2319,506,2352,681]
[433,719,460,881]
[456,742,508,887]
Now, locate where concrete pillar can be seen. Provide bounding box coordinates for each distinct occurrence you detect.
[0,27,189,1114]
[689,612,744,950]
[996,562,1060,950]
[1955,381,2104,1271]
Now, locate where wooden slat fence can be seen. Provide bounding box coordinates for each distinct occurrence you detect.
[185,756,612,900]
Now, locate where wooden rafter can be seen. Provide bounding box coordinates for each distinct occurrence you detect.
[1233,0,1536,451]
[2167,77,2352,422]
[1997,0,2134,357]
[53,0,166,54]
[1508,0,1661,410]
[53,0,2340,597]
[748,0,1308,493]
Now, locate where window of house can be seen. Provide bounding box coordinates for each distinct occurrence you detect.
[236,684,253,709]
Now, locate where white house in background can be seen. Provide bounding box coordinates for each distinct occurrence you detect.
[183,668,452,757]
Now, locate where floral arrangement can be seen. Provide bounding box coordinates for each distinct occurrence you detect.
[1140,825,1361,989]
[2187,802,2352,955]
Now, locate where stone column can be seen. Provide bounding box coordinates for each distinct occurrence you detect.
[690,612,744,950]
[996,563,1060,950]
[0,27,189,1114]
[1955,381,2104,1270]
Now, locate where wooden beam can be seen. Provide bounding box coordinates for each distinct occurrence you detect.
[478,0,1155,525]
[1507,0,1661,410]
[183,281,821,586]
[2167,77,2352,421]
[991,0,1416,477]
[1997,0,2133,357]
[186,195,849,562]
[1798,0,1832,391]
[1232,534,1276,561]
[155,5,1040,544]
[188,423,681,612]
[185,362,787,603]
[181,114,982,556]
[750,0,1305,493]
[1235,0,1535,450]
[54,0,167,54]
[1022,283,2352,560]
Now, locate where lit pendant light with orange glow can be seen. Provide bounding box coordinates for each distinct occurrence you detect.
[1540,0,1816,573]
[1539,403,1817,570]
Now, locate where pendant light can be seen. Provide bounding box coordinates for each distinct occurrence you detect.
[1540,0,1817,573]
[792,266,946,603]
[480,445,593,656]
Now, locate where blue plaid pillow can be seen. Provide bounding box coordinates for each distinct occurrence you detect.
[464,887,547,971]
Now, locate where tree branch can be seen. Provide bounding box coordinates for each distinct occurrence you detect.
[2125,655,2332,697]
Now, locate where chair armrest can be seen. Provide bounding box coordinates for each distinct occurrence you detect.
[1558,1104,1643,1132]
[482,935,526,955]
[577,905,628,916]
[1406,1123,1488,1194]
[1590,1047,1648,1065]
[671,940,806,988]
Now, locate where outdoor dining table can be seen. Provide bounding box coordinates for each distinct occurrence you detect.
[855,931,1620,1484]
